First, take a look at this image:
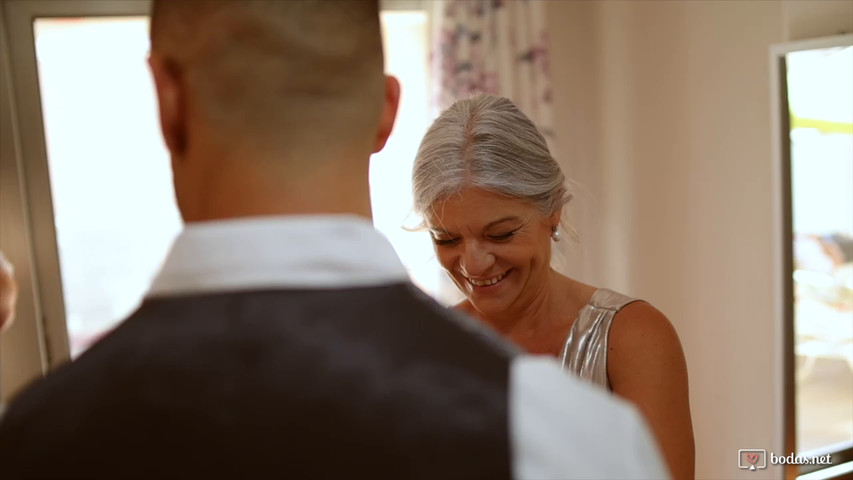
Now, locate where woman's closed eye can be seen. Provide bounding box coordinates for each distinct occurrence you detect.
[488,229,519,242]
[432,236,459,246]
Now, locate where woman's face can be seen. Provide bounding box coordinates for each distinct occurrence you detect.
[426,187,558,316]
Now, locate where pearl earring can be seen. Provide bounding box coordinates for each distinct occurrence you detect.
[551,226,561,242]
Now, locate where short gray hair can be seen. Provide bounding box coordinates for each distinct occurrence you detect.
[413,94,571,222]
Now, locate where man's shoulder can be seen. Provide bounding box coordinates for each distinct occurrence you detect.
[509,356,671,479]
[0,348,93,445]
[198,283,520,361]
[1,284,518,425]
[0,284,521,478]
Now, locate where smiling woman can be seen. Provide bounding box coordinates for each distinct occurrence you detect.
[412,93,696,480]
[426,189,560,334]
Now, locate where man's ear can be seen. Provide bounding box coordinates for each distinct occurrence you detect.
[372,75,401,153]
[148,53,187,157]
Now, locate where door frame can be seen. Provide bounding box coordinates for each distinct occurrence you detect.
[0,0,150,401]
[769,33,853,480]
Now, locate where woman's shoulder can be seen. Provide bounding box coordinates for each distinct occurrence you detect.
[586,288,637,311]
[610,298,678,342]
[607,298,685,376]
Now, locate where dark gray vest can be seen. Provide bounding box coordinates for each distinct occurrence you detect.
[0,283,514,479]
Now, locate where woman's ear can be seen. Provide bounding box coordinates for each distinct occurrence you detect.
[549,206,563,228]
[148,53,187,157]
[372,75,401,153]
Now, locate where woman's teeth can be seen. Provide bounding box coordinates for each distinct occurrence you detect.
[468,271,507,287]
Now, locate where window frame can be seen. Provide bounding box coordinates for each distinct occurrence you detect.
[770,33,853,480]
[1,0,153,402]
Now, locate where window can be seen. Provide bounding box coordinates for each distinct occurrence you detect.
[775,36,853,478]
[34,17,180,358]
[32,9,455,359]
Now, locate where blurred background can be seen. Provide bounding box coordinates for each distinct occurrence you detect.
[0,1,851,479]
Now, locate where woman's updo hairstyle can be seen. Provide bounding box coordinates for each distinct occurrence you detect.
[412,94,572,226]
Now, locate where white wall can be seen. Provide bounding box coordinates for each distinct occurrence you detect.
[784,0,853,41]
[545,1,851,478]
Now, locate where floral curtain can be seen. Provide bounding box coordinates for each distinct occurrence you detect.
[430,0,555,141]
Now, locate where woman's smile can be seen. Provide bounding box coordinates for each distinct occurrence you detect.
[463,268,512,290]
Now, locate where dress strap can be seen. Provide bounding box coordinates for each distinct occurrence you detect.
[559,288,640,389]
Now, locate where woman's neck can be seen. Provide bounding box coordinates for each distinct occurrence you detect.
[471,271,561,332]
[461,272,596,354]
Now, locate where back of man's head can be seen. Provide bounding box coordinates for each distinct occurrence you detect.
[148,0,396,220]
[150,0,383,143]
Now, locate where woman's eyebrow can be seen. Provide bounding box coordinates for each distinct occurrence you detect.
[485,216,521,229]
[429,216,522,235]
[429,227,453,236]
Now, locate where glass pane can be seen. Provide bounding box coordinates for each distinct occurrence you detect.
[787,46,853,454]
[34,17,182,358]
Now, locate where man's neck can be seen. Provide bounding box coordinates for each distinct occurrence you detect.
[180,151,373,222]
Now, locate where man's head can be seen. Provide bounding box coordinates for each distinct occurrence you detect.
[149,0,399,221]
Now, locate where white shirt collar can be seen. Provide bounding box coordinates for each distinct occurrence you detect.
[147,215,409,298]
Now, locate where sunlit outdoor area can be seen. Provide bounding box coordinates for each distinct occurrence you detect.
[34,17,180,358]
[787,46,853,454]
[33,12,450,358]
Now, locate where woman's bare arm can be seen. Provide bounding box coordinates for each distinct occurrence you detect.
[608,302,695,480]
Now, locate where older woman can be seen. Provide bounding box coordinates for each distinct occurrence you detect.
[412,94,695,480]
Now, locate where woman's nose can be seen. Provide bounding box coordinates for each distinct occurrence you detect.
[459,241,495,277]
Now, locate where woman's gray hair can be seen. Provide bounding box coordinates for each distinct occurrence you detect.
[413,94,572,224]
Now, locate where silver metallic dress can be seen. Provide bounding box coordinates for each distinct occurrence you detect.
[559,288,639,390]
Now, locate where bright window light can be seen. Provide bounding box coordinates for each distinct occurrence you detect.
[33,12,457,358]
